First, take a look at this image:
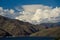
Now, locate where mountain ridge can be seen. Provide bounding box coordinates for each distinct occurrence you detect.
[0,15,60,39]
[0,15,40,37]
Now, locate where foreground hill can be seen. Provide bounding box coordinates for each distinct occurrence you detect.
[30,27,60,38]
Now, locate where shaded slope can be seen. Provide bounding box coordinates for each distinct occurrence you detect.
[0,15,41,37]
[0,29,8,37]
[0,29,12,37]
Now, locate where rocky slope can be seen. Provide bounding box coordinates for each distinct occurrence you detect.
[0,15,42,37]
[0,15,60,39]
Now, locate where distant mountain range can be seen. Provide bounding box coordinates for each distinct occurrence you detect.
[0,15,60,39]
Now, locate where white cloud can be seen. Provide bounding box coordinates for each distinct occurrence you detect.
[0,7,15,18]
[0,5,60,24]
[0,7,3,11]
[9,9,14,14]
[21,5,52,13]
[16,5,60,24]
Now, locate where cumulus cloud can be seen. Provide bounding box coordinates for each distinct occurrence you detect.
[21,5,52,12]
[1,7,20,18]
[16,5,60,24]
[0,7,16,18]
[0,5,60,24]
[9,9,14,14]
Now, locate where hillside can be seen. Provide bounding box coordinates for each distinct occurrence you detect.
[0,15,60,39]
[0,15,42,37]
[30,27,60,38]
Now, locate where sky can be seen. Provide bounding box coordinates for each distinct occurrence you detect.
[0,0,60,9]
[0,0,60,24]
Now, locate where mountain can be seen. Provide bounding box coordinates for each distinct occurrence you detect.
[0,15,60,40]
[0,28,12,37]
[0,15,42,37]
[40,22,60,28]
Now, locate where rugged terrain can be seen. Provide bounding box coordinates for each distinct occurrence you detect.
[0,15,60,40]
[0,15,43,37]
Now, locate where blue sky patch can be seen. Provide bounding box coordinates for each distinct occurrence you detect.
[0,0,60,9]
